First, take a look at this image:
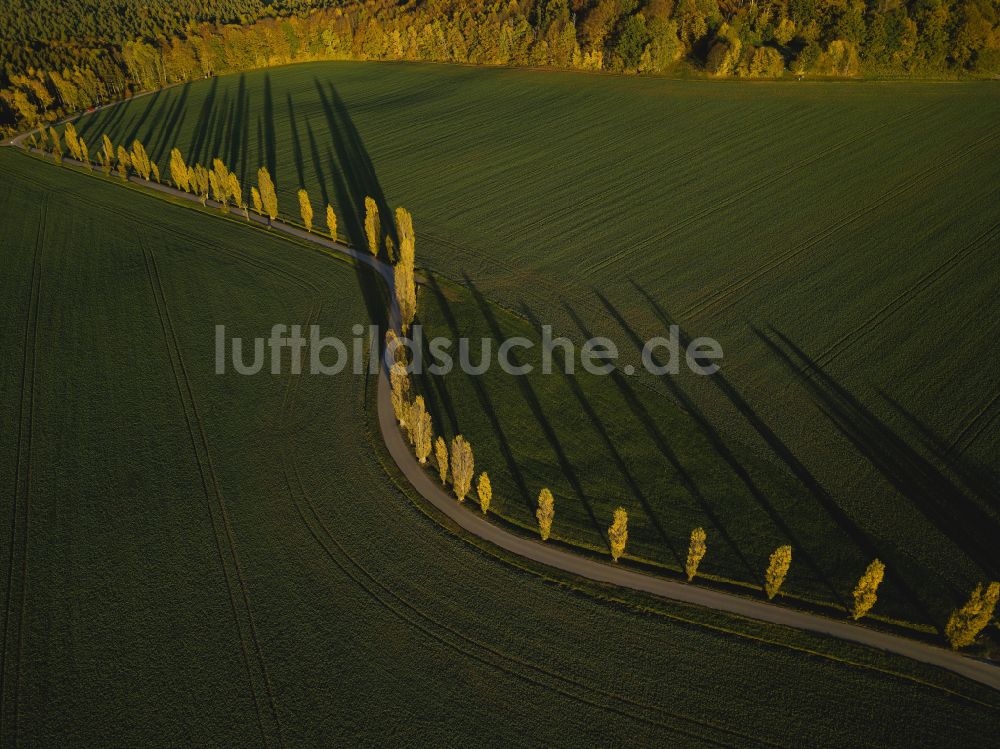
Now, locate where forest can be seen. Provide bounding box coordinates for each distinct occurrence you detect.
[1,0,998,133]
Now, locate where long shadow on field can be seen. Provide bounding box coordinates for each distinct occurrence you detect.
[423,276,535,517]
[188,76,219,164]
[263,75,277,177]
[228,75,248,171]
[598,288,843,597]
[140,88,173,146]
[521,305,682,564]
[150,83,191,164]
[759,327,1000,584]
[123,88,163,148]
[287,93,306,187]
[305,121,331,208]
[466,279,608,538]
[881,393,1000,516]
[315,80,398,251]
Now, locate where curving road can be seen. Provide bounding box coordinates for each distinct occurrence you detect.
[9,142,1000,692]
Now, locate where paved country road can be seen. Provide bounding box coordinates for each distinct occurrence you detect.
[7,138,1000,692]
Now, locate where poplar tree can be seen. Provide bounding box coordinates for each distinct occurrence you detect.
[101,134,114,173]
[685,527,707,581]
[130,140,151,180]
[536,488,555,541]
[409,397,433,463]
[79,138,89,166]
[211,158,231,208]
[168,148,190,192]
[394,262,417,333]
[364,196,380,255]
[765,545,792,599]
[228,173,243,210]
[151,162,160,183]
[395,206,414,255]
[63,122,81,160]
[385,236,396,263]
[435,436,449,485]
[251,186,263,215]
[326,204,337,241]
[477,473,492,514]
[450,435,474,501]
[608,508,628,562]
[258,166,278,223]
[191,163,210,205]
[851,559,885,620]
[50,127,62,161]
[115,145,130,179]
[385,329,407,367]
[298,188,313,232]
[945,582,1000,650]
[390,362,410,427]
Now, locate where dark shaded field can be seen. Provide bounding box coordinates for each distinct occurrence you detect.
[2,149,999,744]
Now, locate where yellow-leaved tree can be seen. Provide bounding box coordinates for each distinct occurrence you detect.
[945,582,1000,650]
[101,134,114,174]
[394,263,417,334]
[608,508,628,561]
[685,527,707,581]
[191,164,210,205]
[63,122,81,160]
[257,166,278,223]
[251,186,262,215]
[228,172,243,210]
[364,196,380,255]
[851,559,885,620]
[764,545,792,599]
[79,138,89,166]
[49,127,62,161]
[536,488,555,540]
[298,188,313,232]
[210,158,231,208]
[411,403,433,464]
[115,145,130,179]
[130,140,151,180]
[405,395,425,446]
[477,473,492,514]
[168,148,190,192]
[450,435,474,501]
[326,204,337,241]
[151,162,160,183]
[435,436,449,485]
[389,362,409,427]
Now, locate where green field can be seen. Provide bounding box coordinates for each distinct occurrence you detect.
[71,61,1000,632]
[3,147,1000,746]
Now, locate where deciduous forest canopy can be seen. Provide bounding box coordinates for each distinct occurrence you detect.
[1,0,998,133]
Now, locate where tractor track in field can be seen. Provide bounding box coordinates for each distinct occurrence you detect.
[949,391,1000,456]
[280,456,765,747]
[580,101,939,279]
[141,244,284,749]
[0,199,46,747]
[810,219,1000,371]
[678,125,1000,323]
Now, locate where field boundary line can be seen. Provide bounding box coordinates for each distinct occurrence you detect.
[141,244,283,749]
[0,199,46,747]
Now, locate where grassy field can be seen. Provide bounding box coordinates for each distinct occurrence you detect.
[2,148,1000,746]
[70,61,1000,633]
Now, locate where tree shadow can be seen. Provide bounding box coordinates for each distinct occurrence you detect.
[305,120,330,208]
[263,74,277,177]
[314,80,398,252]
[150,83,190,164]
[880,392,1000,516]
[122,87,163,148]
[758,326,1000,583]
[286,92,306,187]
[424,275,533,515]
[188,76,219,164]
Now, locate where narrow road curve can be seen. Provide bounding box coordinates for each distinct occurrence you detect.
[11,146,1000,692]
